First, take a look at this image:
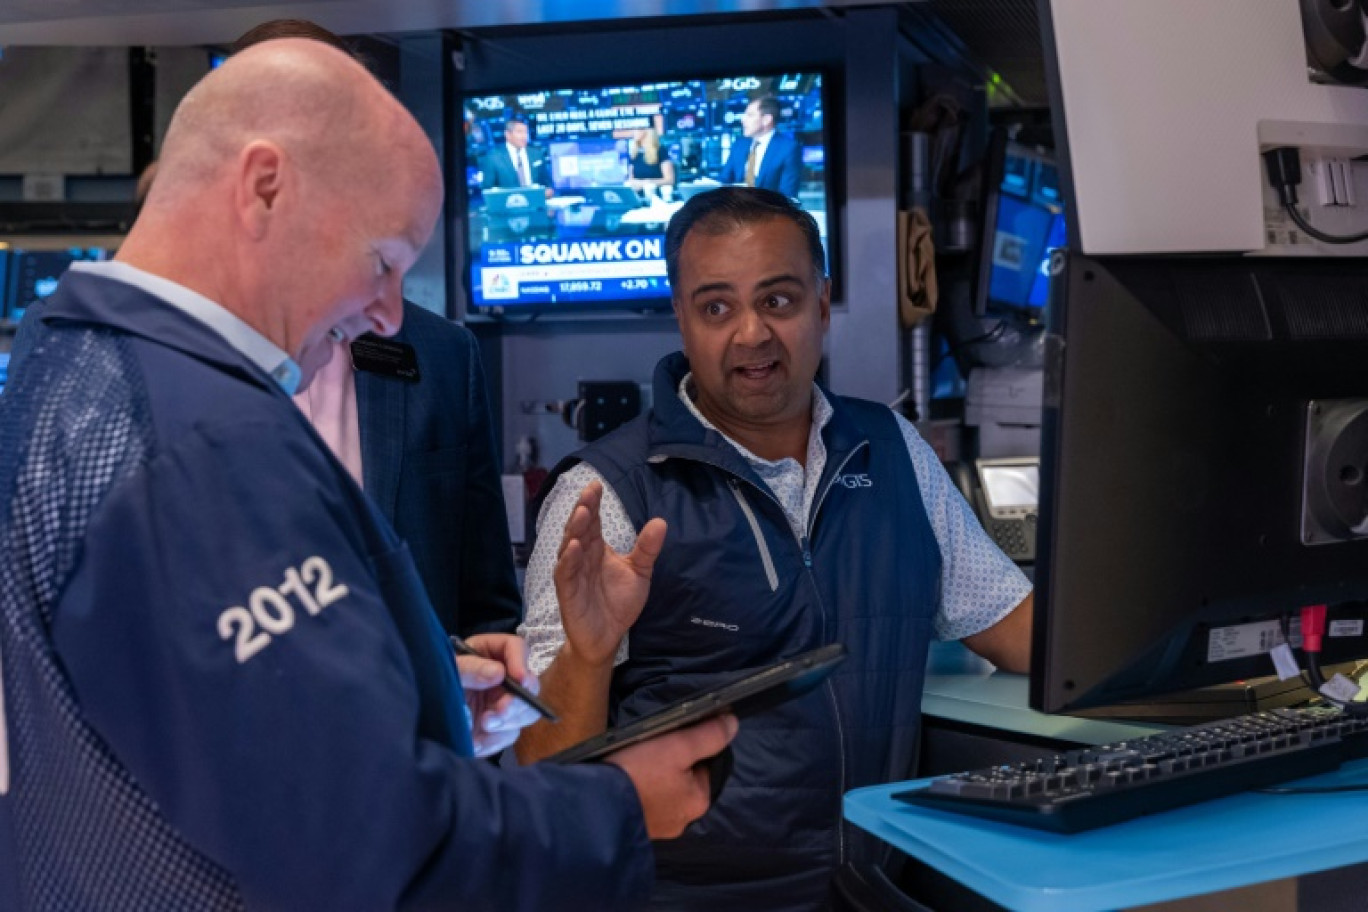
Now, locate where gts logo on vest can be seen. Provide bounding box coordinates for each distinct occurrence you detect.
[836,473,874,489]
[691,616,740,632]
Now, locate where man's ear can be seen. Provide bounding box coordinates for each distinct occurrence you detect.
[819,276,832,330]
[235,140,285,240]
[672,297,690,358]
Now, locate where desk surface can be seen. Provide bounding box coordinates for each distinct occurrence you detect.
[847,758,1368,912]
[921,642,1166,746]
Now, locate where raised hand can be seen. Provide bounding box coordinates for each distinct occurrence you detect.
[553,481,667,668]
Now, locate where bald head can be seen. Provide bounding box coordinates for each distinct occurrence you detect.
[119,38,442,387]
[152,39,434,204]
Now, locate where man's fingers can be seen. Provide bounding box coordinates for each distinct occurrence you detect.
[557,482,602,558]
[557,504,589,560]
[676,713,738,765]
[553,538,584,601]
[456,654,505,690]
[626,517,668,577]
[480,695,539,733]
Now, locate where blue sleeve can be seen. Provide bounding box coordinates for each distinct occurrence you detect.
[778,137,803,199]
[534,154,554,189]
[481,151,503,190]
[50,418,652,911]
[718,140,744,184]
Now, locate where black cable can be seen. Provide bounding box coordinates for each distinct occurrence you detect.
[1279,609,1368,718]
[932,319,1007,371]
[1263,146,1368,245]
[1281,201,1368,245]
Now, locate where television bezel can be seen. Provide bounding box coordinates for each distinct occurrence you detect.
[457,66,836,319]
[972,130,1062,320]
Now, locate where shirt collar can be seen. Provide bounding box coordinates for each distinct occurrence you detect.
[675,371,832,468]
[69,261,301,394]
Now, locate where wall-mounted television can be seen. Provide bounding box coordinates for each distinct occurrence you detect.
[461,71,829,315]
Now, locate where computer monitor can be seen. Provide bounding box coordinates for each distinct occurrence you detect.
[974,132,1065,318]
[1029,0,1368,719]
[1030,251,1368,715]
[7,246,113,322]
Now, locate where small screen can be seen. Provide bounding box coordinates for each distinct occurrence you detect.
[983,144,1066,314]
[463,72,829,313]
[979,463,1039,512]
[0,352,9,395]
[8,247,113,322]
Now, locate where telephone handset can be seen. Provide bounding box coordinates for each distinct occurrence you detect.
[950,457,1039,564]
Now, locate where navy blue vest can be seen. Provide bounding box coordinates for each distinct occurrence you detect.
[546,353,941,910]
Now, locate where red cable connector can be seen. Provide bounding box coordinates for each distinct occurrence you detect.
[1301,604,1329,654]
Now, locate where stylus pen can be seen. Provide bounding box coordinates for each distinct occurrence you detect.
[449,635,560,723]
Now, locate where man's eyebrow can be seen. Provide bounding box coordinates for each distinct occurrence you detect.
[688,281,735,301]
[755,273,807,290]
[687,273,808,301]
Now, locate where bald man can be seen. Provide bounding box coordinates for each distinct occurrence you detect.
[0,40,733,912]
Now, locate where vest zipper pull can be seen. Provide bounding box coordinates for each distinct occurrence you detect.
[801,536,812,568]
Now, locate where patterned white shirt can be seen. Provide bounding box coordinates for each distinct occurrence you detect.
[519,376,1032,675]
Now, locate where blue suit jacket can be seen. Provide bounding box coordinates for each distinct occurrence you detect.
[481,145,553,191]
[12,296,522,639]
[355,302,522,637]
[718,132,804,198]
[0,273,652,910]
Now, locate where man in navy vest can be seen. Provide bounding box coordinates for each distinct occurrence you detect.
[517,187,1033,910]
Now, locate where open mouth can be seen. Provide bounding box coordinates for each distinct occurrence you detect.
[733,361,780,381]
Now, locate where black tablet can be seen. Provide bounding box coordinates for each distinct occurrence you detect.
[546,643,847,764]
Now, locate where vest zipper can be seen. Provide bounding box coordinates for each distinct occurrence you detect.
[805,442,865,867]
[727,479,779,592]
[807,443,869,542]
[825,678,847,864]
[687,444,870,865]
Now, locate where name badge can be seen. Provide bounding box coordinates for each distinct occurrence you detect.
[350,335,420,382]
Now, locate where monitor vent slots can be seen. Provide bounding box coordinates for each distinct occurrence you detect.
[1268,275,1368,340]
[1177,272,1271,342]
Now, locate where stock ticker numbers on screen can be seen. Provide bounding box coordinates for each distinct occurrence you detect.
[463,72,830,313]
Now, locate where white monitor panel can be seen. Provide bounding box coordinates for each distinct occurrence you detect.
[1046,0,1368,254]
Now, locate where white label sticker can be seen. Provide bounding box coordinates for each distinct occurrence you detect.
[1207,618,1301,663]
[1320,673,1362,704]
[1330,620,1364,638]
[1269,643,1301,681]
[0,640,9,795]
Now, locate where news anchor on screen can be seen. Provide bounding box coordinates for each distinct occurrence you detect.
[718,96,803,199]
[482,115,554,198]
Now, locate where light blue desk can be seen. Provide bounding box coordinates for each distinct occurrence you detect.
[847,759,1368,912]
[850,642,1368,910]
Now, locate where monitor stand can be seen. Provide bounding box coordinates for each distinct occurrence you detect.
[1071,662,1366,724]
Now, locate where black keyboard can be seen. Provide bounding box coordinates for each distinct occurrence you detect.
[896,706,1368,833]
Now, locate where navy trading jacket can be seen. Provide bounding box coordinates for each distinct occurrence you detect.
[0,271,651,912]
[544,352,941,911]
